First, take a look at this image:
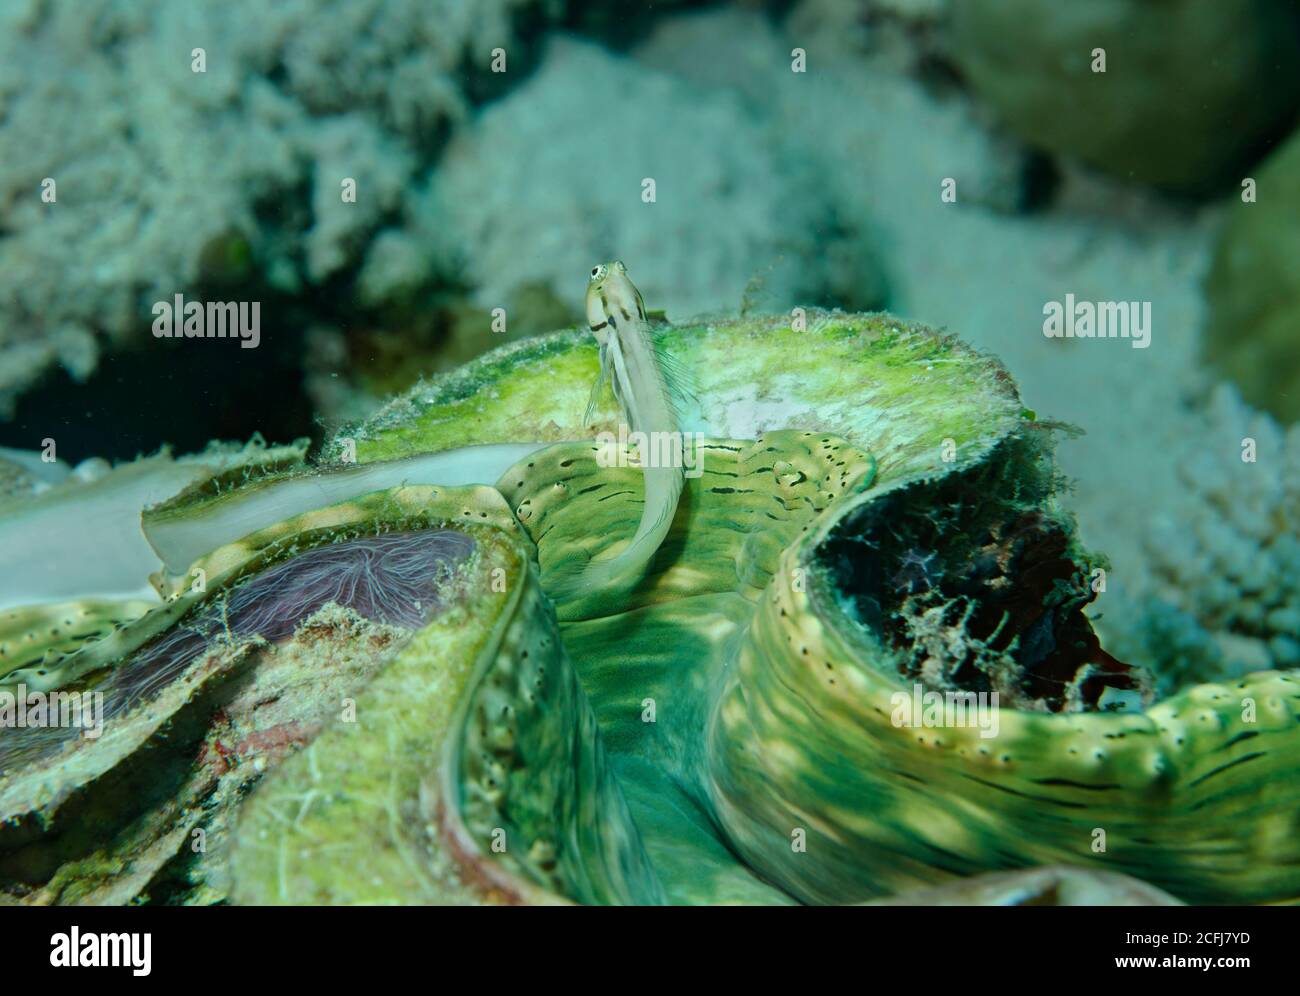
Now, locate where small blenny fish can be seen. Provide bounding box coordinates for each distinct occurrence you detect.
[551,261,686,599]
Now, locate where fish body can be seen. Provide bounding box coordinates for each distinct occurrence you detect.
[555,261,685,601]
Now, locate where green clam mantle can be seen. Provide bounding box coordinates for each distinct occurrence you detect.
[2,312,1296,905]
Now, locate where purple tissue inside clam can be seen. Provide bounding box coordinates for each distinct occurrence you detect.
[119,529,475,702]
[0,529,475,770]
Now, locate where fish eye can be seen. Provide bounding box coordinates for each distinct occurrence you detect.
[590,264,605,280]
[613,260,626,272]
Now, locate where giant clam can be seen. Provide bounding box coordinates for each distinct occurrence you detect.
[1,311,1294,905]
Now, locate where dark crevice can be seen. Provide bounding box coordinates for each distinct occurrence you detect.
[818,434,1150,713]
[0,313,316,466]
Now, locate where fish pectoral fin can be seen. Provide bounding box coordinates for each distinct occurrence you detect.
[651,335,700,414]
[583,346,610,427]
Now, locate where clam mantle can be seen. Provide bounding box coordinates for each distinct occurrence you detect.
[1,312,1294,905]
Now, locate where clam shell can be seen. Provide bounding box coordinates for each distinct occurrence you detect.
[2,312,1292,905]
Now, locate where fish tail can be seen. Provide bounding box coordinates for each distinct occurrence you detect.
[546,464,683,605]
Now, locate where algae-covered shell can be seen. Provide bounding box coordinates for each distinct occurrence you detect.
[2,311,1296,905]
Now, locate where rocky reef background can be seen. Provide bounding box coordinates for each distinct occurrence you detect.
[1,0,1299,693]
